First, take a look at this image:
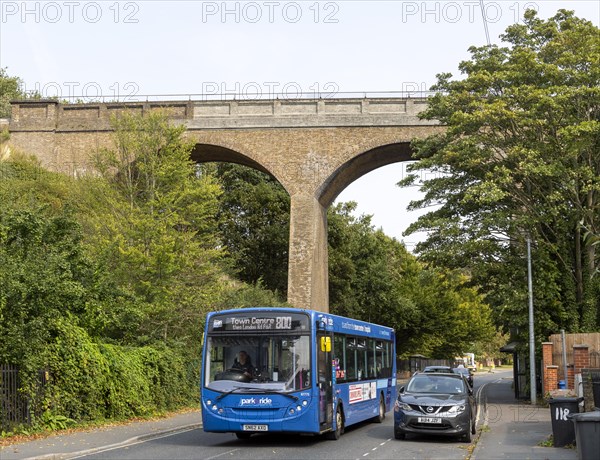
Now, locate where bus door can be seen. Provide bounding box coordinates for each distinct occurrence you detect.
[317,332,333,430]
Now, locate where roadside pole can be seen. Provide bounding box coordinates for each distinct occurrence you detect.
[527,237,536,405]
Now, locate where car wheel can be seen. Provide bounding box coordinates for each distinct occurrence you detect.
[462,421,473,442]
[394,429,405,440]
[374,395,385,423]
[326,405,344,440]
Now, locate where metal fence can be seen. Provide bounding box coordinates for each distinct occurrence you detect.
[0,364,30,430]
[397,357,453,378]
[19,90,440,104]
[0,365,50,431]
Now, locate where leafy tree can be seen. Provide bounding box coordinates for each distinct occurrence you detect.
[402,10,600,335]
[472,329,511,365]
[206,163,290,296]
[90,111,226,344]
[0,68,38,119]
[0,208,92,364]
[0,68,22,118]
[328,202,495,357]
[328,202,419,329]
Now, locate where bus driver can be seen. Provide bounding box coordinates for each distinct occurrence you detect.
[232,350,254,378]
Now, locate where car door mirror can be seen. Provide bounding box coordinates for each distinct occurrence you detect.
[399,386,405,393]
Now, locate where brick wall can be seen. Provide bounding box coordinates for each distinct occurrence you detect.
[567,364,574,390]
[546,365,559,393]
[542,342,553,394]
[574,345,590,375]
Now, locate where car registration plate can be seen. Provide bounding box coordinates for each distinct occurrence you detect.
[243,424,268,431]
[418,417,442,424]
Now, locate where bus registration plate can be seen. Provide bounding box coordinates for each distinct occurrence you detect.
[243,424,268,431]
[418,417,442,424]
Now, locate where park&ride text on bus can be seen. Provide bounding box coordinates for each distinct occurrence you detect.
[201,307,396,440]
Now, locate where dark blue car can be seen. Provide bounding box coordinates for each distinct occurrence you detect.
[394,372,476,442]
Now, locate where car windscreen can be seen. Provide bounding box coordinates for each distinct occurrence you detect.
[406,375,465,394]
[423,367,452,373]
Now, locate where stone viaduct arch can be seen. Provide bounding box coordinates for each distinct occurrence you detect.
[3,98,442,312]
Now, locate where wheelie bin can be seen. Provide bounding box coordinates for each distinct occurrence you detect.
[549,397,582,447]
[569,410,600,460]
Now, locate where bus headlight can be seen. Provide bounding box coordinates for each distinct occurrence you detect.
[206,400,212,406]
[302,400,308,407]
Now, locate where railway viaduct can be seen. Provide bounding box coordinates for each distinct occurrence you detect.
[2,97,442,312]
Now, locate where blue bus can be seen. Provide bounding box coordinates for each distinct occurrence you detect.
[201,307,396,440]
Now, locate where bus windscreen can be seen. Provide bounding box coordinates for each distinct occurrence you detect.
[205,311,311,392]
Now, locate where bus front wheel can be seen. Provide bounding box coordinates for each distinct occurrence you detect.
[326,406,344,440]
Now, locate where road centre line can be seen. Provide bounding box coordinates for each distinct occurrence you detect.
[358,438,391,458]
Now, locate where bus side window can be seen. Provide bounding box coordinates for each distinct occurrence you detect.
[357,338,366,381]
[346,337,357,381]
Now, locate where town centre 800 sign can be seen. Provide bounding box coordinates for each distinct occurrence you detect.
[209,312,310,332]
[230,316,292,330]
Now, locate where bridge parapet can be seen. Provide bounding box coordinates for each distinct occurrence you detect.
[8,98,436,132]
[190,98,433,129]
[9,100,194,132]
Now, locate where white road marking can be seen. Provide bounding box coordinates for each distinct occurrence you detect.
[68,427,199,459]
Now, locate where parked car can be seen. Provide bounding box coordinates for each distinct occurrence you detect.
[452,367,474,387]
[422,365,453,373]
[394,372,477,442]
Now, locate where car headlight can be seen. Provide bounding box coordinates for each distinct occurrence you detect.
[394,400,412,411]
[447,404,466,415]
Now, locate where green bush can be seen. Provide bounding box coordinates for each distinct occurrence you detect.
[23,319,198,423]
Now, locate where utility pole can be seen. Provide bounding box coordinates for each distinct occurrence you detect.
[527,237,536,404]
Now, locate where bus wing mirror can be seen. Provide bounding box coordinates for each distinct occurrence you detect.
[320,336,331,352]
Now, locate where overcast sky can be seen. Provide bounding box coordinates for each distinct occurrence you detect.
[1,0,598,249]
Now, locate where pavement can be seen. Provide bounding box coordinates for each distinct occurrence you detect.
[0,373,582,460]
[0,411,203,460]
[470,373,578,460]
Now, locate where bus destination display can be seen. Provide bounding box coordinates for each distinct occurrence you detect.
[210,312,309,332]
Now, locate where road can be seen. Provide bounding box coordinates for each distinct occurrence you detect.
[71,370,507,460]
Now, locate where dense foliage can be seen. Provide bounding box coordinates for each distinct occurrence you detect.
[0,68,35,119]
[207,163,290,296]
[328,203,495,357]
[402,10,600,339]
[0,114,284,432]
